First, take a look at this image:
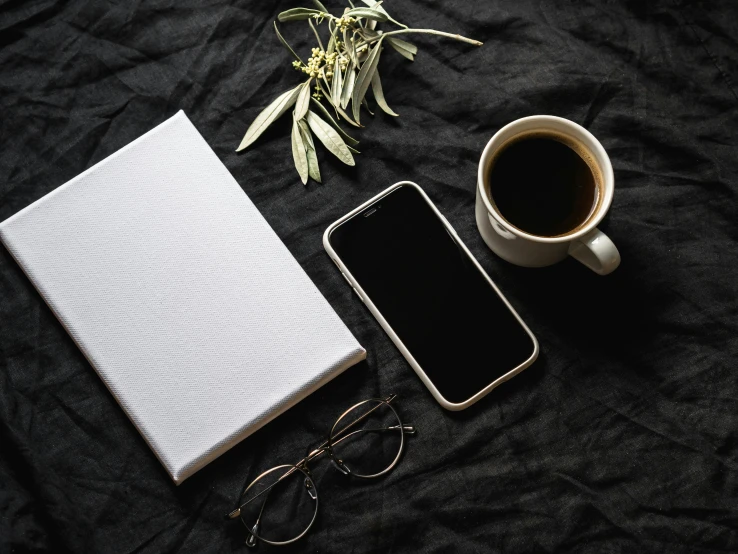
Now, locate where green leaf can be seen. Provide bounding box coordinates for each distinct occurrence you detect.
[361,96,374,116]
[359,27,380,40]
[371,70,398,116]
[297,119,314,148]
[237,84,302,151]
[331,58,343,108]
[352,38,383,122]
[306,111,355,166]
[312,0,329,13]
[298,121,321,182]
[278,8,321,22]
[305,143,321,182]
[295,79,312,120]
[341,63,356,109]
[291,117,309,184]
[320,73,333,102]
[345,7,388,22]
[360,0,408,28]
[310,98,360,144]
[273,22,303,63]
[320,88,362,127]
[388,37,417,54]
[347,145,360,154]
[387,37,416,61]
[343,28,357,66]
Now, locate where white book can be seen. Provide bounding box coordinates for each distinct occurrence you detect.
[0,112,366,484]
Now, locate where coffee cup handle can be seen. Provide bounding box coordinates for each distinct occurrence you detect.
[568,228,620,275]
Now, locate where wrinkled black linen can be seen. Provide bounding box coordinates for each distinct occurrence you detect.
[1,0,737,552]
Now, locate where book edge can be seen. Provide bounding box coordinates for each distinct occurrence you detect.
[0,110,186,231]
[172,346,367,485]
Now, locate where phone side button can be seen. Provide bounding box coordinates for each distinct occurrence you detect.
[440,213,454,231]
[340,272,351,285]
[352,287,365,303]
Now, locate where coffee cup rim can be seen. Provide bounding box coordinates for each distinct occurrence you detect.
[477,115,614,244]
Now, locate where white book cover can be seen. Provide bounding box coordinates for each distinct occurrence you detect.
[0,111,366,484]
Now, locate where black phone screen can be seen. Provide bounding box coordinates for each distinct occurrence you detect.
[329,184,536,404]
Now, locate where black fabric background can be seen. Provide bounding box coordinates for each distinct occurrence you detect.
[1,0,737,552]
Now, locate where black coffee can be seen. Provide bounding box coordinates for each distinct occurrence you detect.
[487,131,601,237]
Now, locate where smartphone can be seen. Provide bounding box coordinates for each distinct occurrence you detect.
[324,182,538,410]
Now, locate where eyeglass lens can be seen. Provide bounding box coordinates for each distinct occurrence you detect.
[329,399,404,478]
[238,464,318,545]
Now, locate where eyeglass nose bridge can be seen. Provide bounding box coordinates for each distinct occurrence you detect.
[297,450,323,500]
[321,439,352,476]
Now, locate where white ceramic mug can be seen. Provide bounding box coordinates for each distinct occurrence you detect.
[476,115,620,275]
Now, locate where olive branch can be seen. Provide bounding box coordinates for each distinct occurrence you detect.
[236,0,482,184]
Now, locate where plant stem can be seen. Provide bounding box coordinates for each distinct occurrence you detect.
[309,19,325,51]
[367,28,482,46]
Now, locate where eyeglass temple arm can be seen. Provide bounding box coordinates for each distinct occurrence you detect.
[301,393,413,460]
[317,394,399,446]
[328,425,416,449]
[226,476,278,521]
[242,483,274,545]
[288,394,402,466]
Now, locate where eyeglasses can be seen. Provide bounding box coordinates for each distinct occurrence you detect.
[226,394,415,547]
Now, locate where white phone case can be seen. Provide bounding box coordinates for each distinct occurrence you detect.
[323,181,539,411]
